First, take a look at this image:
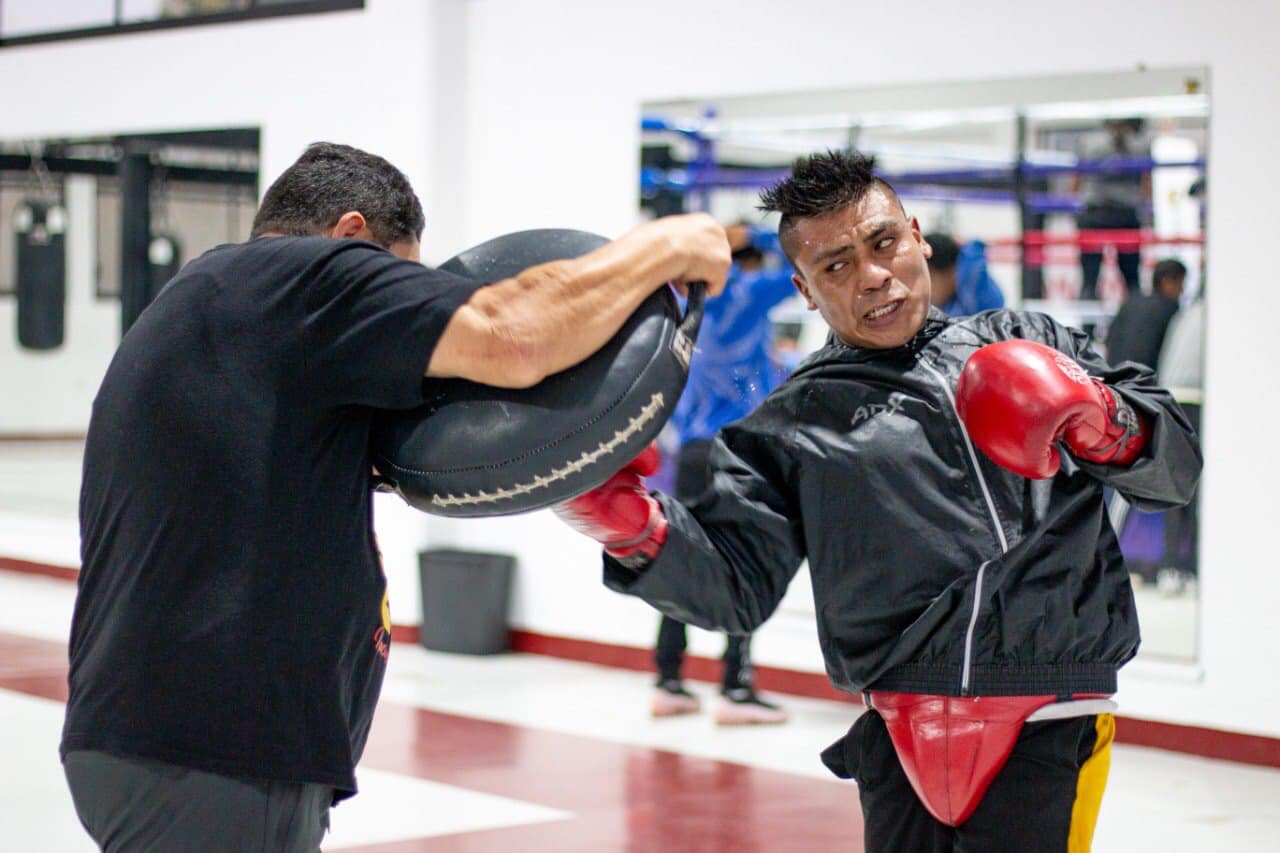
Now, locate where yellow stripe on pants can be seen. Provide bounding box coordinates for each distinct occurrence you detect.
[1069,713,1115,852]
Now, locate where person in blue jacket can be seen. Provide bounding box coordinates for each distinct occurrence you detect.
[925,232,1005,317]
[651,223,797,724]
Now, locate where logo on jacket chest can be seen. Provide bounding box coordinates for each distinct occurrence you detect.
[850,392,906,428]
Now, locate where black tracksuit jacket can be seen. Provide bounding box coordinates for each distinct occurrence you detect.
[605,308,1201,698]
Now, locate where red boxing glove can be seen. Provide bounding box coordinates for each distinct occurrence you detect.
[553,445,668,566]
[955,339,1148,479]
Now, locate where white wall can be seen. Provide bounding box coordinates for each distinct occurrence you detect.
[1,0,1277,737]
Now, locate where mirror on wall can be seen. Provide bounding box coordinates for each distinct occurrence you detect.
[641,67,1207,662]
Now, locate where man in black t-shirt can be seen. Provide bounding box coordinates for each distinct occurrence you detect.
[1105,257,1186,374]
[62,142,731,851]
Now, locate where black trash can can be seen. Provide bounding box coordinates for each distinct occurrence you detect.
[418,548,515,655]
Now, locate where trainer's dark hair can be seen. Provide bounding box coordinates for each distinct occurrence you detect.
[1152,258,1188,287]
[924,232,960,271]
[757,150,903,261]
[250,142,425,247]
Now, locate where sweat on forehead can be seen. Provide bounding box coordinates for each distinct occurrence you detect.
[776,184,907,261]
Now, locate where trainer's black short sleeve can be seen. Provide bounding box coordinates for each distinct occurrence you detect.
[63,237,483,798]
[299,240,470,407]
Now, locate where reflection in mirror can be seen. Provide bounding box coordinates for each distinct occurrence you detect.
[642,67,1206,662]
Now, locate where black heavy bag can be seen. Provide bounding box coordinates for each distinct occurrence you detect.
[14,199,68,351]
[371,228,704,517]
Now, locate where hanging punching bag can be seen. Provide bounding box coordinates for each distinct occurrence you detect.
[14,199,68,351]
[147,233,182,303]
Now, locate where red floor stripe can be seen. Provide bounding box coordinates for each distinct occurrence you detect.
[0,631,69,702]
[1116,716,1280,768]
[0,630,862,851]
[507,628,858,705]
[6,560,1280,770]
[0,556,78,582]
[357,701,859,851]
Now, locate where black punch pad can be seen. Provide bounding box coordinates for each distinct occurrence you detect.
[371,228,704,517]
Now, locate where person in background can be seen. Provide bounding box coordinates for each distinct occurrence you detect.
[924,232,1005,317]
[1074,117,1151,300]
[1105,258,1187,373]
[651,222,796,725]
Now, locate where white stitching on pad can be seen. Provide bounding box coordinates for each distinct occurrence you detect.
[429,391,666,509]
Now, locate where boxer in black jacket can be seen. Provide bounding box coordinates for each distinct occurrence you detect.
[557,150,1200,852]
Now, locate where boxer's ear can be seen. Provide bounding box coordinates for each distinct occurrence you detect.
[792,273,817,310]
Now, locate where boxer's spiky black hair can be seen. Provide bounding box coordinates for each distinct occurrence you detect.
[758,149,903,262]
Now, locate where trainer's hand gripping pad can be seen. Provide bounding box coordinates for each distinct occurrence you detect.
[371,228,704,517]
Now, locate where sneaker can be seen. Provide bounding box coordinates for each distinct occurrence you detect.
[1156,567,1189,597]
[651,680,701,717]
[713,688,789,725]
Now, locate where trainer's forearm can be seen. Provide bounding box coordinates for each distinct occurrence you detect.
[467,231,685,385]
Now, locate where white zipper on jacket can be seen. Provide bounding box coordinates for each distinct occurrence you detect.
[918,358,1009,694]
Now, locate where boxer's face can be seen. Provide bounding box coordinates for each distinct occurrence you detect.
[789,188,932,349]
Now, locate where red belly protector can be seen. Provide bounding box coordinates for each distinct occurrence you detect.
[867,691,1057,827]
